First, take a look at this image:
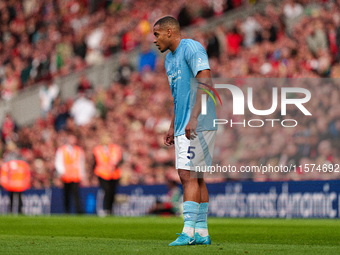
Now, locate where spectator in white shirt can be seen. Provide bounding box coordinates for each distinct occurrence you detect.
[70,92,97,126]
[39,81,60,117]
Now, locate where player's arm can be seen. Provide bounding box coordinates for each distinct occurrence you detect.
[183,41,211,140]
[185,69,212,140]
[164,112,175,146]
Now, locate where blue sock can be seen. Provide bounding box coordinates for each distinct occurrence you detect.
[182,201,199,237]
[195,202,209,236]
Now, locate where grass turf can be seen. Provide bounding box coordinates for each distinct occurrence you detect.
[0,216,339,255]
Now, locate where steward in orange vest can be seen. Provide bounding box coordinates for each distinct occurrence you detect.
[57,144,84,183]
[93,144,122,180]
[55,133,84,214]
[93,135,123,215]
[1,160,31,213]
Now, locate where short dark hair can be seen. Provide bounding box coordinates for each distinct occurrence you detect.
[154,16,180,30]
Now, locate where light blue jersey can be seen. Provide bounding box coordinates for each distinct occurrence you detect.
[165,39,217,137]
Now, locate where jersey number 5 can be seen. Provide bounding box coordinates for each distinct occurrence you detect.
[187,146,196,159]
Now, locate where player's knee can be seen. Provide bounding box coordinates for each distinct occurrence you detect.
[178,169,191,183]
[198,177,205,185]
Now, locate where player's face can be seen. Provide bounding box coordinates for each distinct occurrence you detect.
[153,25,169,53]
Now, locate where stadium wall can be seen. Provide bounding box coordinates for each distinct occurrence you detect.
[0,180,339,218]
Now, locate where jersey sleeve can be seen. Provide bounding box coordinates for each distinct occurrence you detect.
[184,41,210,77]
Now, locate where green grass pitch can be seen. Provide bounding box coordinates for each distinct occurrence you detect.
[0,216,339,255]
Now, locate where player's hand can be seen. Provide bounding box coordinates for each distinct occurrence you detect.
[164,128,174,146]
[185,118,198,140]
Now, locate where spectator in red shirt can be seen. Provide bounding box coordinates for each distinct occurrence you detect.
[226,27,243,56]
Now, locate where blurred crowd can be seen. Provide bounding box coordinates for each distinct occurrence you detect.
[214,78,340,181]
[1,0,340,189]
[0,0,242,101]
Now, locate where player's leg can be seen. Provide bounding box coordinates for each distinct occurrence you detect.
[195,177,211,244]
[192,131,216,245]
[169,169,200,246]
[178,169,200,202]
[178,169,200,236]
[169,135,199,246]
